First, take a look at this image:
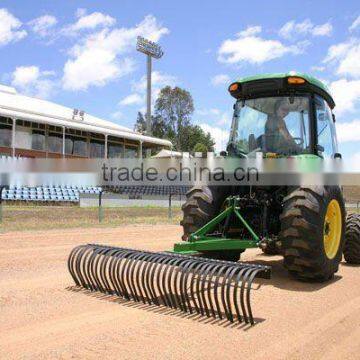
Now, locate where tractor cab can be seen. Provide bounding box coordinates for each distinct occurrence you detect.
[227,72,339,158]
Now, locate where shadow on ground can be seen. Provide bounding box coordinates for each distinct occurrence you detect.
[248,255,342,292]
[66,286,264,331]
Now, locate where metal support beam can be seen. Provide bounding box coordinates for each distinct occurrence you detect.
[12,118,16,157]
[104,134,108,159]
[139,140,143,159]
[146,55,152,158]
[62,126,65,157]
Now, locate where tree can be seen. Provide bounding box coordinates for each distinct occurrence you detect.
[193,142,208,153]
[134,112,167,139]
[134,86,215,153]
[155,86,194,150]
[179,125,215,152]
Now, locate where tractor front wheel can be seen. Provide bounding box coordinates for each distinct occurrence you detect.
[281,186,345,282]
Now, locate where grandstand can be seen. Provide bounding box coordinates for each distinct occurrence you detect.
[0,84,171,159]
[0,84,181,203]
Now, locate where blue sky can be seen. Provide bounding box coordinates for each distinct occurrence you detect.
[0,0,359,165]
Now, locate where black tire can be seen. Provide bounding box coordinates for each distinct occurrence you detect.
[181,186,241,261]
[280,186,345,282]
[180,186,225,241]
[343,213,360,264]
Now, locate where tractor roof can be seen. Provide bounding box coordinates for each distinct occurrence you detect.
[229,71,335,109]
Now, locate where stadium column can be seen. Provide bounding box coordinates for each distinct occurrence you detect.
[104,134,108,159]
[62,126,65,157]
[11,118,16,157]
[139,140,143,159]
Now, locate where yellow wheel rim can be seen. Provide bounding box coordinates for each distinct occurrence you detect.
[323,199,342,259]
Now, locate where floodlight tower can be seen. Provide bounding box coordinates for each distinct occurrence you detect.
[136,36,164,155]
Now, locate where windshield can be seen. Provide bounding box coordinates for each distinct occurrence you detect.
[228,96,310,156]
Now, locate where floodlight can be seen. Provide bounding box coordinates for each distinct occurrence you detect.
[136,36,164,59]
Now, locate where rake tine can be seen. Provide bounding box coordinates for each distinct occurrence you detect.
[246,268,263,325]
[233,267,249,323]
[146,254,163,305]
[221,265,238,322]
[226,266,242,322]
[239,268,254,324]
[67,245,82,286]
[76,245,90,289]
[205,263,223,318]
[213,264,229,320]
[180,259,199,314]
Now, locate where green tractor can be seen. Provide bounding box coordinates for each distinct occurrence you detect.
[68,72,360,325]
[178,72,360,281]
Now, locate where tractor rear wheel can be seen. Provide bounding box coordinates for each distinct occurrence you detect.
[181,186,242,261]
[343,213,360,264]
[181,186,225,241]
[280,186,345,282]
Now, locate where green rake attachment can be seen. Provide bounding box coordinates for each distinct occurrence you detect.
[68,244,271,325]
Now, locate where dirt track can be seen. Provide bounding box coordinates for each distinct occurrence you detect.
[1,224,359,359]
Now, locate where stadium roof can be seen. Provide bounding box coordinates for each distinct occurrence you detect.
[0,84,171,147]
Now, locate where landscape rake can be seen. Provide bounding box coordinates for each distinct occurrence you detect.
[68,244,271,325]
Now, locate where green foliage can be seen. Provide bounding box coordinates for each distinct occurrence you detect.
[193,142,208,153]
[180,125,215,152]
[134,86,216,152]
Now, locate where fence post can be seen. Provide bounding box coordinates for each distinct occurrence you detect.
[0,186,3,224]
[98,190,104,223]
[168,193,172,219]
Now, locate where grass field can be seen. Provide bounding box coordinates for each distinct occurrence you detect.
[0,205,182,232]
[0,204,358,233]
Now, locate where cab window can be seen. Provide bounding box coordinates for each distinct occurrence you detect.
[315,96,336,158]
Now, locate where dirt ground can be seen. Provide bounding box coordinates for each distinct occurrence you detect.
[0,224,359,360]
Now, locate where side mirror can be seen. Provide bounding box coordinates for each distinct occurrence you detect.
[334,152,342,159]
[220,150,228,157]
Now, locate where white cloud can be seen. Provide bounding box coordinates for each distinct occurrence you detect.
[330,79,360,115]
[218,26,305,65]
[0,8,27,46]
[110,110,123,120]
[62,15,169,91]
[119,93,143,106]
[279,19,332,39]
[324,38,360,78]
[349,16,360,32]
[196,108,231,126]
[336,120,360,142]
[199,123,229,152]
[11,65,56,99]
[312,22,333,36]
[28,15,57,37]
[211,74,230,86]
[121,71,177,108]
[132,71,176,95]
[348,151,360,171]
[238,25,262,37]
[76,8,87,18]
[63,11,116,36]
